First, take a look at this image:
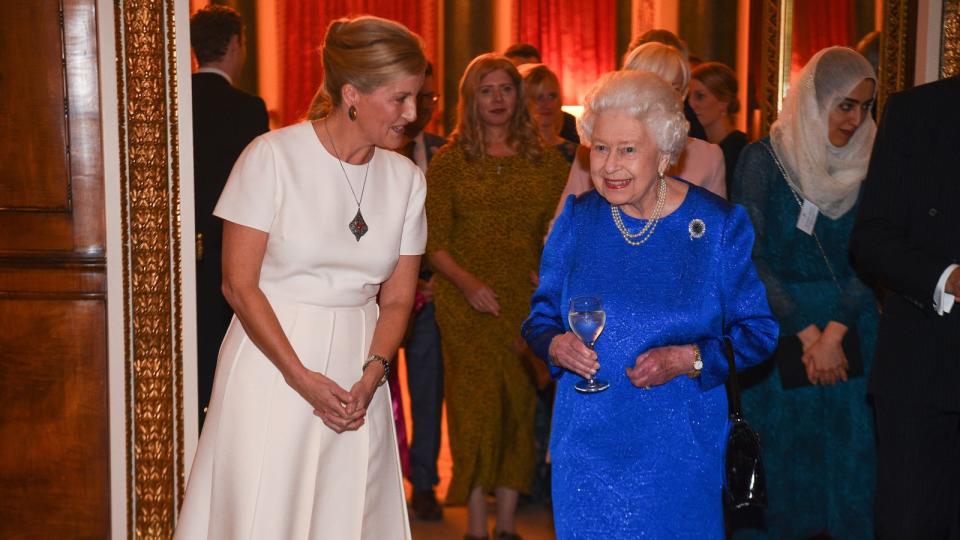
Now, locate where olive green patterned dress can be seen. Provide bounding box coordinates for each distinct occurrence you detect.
[426,144,569,503]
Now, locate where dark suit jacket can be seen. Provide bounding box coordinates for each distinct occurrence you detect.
[851,76,960,410]
[422,131,446,164]
[559,111,580,144]
[192,71,268,416]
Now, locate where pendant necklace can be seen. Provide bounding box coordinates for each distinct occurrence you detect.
[324,120,371,241]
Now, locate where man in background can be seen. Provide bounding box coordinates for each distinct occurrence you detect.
[190,5,269,426]
[505,43,580,144]
[400,62,447,521]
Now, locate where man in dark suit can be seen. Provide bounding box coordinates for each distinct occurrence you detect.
[399,62,447,521]
[190,5,268,426]
[851,75,960,539]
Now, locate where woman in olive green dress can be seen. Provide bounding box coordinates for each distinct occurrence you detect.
[426,53,569,540]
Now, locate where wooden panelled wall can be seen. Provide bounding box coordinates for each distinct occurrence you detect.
[0,0,110,537]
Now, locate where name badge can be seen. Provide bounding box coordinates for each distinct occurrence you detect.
[796,198,819,235]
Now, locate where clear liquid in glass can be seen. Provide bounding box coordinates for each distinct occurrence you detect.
[568,296,610,393]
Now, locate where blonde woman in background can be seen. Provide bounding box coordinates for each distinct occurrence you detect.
[518,63,578,163]
[690,61,748,194]
[175,16,427,539]
[426,53,569,540]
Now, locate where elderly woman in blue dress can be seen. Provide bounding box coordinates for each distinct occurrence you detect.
[522,70,778,538]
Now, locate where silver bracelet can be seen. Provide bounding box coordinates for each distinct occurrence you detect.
[362,354,390,387]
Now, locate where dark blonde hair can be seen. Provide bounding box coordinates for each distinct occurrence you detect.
[691,62,740,114]
[449,54,544,162]
[306,16,426,119]
[518,63,563,136]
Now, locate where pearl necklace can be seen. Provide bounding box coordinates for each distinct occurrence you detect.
[610,173,667,246]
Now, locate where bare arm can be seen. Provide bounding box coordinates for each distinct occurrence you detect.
[429,249,500,316]
[346,254,421,408]
[221,221,361,432]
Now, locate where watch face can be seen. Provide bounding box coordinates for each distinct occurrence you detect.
[694,359,704,370]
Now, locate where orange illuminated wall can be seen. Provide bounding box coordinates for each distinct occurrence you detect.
[188,2,692,125]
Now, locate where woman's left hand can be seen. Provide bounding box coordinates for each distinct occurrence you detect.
[318,374,378,432]
[626,345,694,388]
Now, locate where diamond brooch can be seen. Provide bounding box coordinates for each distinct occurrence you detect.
[688,218,706,240]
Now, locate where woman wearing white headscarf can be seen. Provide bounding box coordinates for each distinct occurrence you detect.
[730,47,879,539]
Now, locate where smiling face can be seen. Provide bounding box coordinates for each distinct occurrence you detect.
[688,78,728,129]
[351,71,423,149]
[827,78,875,147]
[476,69,517,128]
[589,111,667,216]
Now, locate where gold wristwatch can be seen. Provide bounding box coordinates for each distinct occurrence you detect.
[363,354,390,387]
[687,345,703,378]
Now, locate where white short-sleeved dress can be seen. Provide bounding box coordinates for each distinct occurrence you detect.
[175,121,426,540]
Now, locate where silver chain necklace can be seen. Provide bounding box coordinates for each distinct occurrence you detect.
[324,120,371,241]
[610,173,667,246]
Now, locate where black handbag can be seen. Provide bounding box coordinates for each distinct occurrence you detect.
[724,339,767,509]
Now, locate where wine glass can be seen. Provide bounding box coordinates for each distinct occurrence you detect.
[568,295,610,393]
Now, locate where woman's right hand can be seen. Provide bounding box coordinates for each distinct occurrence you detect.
[460,274,500,316]
[287,369,364,433]
[802,334,848,385]
[548,332,599,379]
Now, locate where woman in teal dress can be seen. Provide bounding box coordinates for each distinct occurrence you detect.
[730,47,880,539]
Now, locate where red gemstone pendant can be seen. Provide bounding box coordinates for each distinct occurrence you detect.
[348,208,368,241]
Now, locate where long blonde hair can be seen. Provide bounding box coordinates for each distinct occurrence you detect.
[306,16,426,119]
[448,53,544,162]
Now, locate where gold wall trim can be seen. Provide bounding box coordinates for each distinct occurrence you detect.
[942,0,960,78]
[758,0,782,136]
[114,0,185,537]
[880,0,917,112]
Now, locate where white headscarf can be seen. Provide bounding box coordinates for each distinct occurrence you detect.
[770,46,877,219]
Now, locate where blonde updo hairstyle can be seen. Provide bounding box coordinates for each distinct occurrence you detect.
[691,62,741,114]
[578,70,688,165]
[622,42,691,97]
[306,16,427,119]
[449,53,544,162]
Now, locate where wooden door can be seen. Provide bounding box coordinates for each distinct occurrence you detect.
[0,1,110,537]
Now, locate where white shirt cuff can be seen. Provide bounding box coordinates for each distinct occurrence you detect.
[933,264,958,315]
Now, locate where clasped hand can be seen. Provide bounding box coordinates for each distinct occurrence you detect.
[290,369,375,433]
[626,345,692,388]
[798,324,848,385]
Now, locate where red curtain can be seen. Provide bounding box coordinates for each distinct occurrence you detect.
[791,0,853,79]
[514,0,619,105]
[278,1,438,127]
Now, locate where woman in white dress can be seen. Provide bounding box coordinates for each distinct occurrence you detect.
[175,16,427,539]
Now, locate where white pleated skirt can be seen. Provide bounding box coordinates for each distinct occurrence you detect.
[175,298,411,540]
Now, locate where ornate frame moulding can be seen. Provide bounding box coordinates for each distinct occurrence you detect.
[942,0,960,78]
[757,0,918,135]
[114,0,185,538]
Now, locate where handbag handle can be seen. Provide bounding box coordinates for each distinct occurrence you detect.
[724,338,743,419]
